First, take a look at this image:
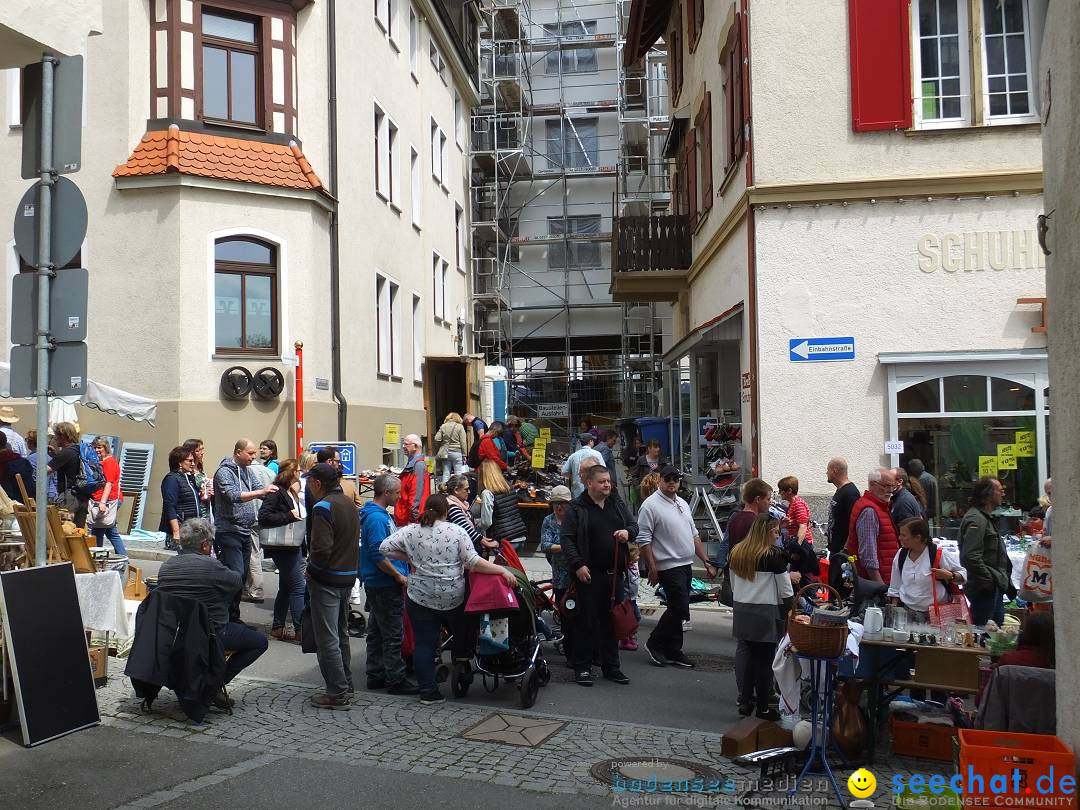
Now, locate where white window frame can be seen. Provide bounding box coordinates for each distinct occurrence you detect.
[430,118,444,183]
[412,292,424,382]
[409,7,420,79]
[454,204,465,272]
[410,145,422,229]
[374,101,399,206]
[453,89,463,147]
[374,103,386,198]
[980,0,1041,125]
[439,130,448,189]
[387,117,399,208]
[387,0,399,50]
[6,69,22,128]
[911,0,972,129]
[429,39,446,82]
[376,272,401,378]
[441,257,450,327]
[432,252,446,322]
[375,0,389,32]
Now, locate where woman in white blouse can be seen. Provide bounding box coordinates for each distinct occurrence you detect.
[381,493,516,705]
[888,518,967,618]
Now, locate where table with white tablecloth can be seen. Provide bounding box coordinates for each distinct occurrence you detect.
[74,571,131,637]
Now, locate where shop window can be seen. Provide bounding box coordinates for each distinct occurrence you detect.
[214,237,277,354]
[990,378,1035,411]
[943,375,987,412]
[201,9,260,127]
[897,378,940,413]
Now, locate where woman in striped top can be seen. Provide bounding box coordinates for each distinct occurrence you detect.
[445,474,497,554]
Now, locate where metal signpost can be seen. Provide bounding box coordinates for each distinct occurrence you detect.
[8,54,86,566]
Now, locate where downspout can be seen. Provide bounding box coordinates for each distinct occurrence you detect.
[327,0,347,440]
[742,0,760,476]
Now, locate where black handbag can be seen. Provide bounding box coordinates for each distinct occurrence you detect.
[719,567,734,607]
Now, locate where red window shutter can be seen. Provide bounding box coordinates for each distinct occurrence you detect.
[699,92,713,213]
[732,15,745,160]
[848,0,913,132]
[685,128,698,229]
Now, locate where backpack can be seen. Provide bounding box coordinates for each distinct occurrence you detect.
[897,541,938,576]
[466,437,481,469]
[73,441,106,497]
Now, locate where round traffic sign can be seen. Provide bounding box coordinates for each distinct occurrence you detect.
[13,176,88,269]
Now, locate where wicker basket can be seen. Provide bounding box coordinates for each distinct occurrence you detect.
[788,584,849,658]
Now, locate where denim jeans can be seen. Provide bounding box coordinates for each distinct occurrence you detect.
[968,587,1005,626]
[407,598,462,691]
[571,572,626,674]
[91,525,126,556]
[267,548,305,633]
[308,578,353,696]
[441,451,464,484]
[218,621,268,684]
[650,564,692,654]
[215,530,251,622]
[366,584,406,685]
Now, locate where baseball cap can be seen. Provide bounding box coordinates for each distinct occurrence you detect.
[307,462,341,486]
[548,485,572,503]
[658,465,684,480]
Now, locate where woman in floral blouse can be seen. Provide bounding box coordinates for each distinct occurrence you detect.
[540,485,574,664]
[381,493,517,705]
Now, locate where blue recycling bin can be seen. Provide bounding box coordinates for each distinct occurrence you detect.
[635,416,671,458]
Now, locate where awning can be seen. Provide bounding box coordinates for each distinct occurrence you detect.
[0,362,158,425]
[663,304,744,365]
[624,0,674,67]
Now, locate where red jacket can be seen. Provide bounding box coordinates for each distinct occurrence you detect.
[394,453,432,527]
[846,492,900,585]
[477,435,507,470]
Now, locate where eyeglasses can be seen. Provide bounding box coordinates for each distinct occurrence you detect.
[662,475,682,482]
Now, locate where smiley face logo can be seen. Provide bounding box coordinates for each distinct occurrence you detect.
[847,768,876,798]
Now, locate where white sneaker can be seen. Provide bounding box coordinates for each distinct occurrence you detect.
[683,620,693,632]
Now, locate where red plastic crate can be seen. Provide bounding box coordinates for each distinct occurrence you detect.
[958,729,1076,807]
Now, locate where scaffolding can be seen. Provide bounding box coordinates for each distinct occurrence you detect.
[471,0,671,442]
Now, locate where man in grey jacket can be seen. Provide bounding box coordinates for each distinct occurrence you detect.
[213,439,275,621]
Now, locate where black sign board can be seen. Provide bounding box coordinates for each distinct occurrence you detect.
[0,564,100,746]
[21,55,83,179]
[12,176,88,269]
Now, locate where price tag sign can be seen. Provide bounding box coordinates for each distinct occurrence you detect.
[531,440,547,469]
[425,457,436,474]
[979,456,998,477]
[539,428,552,443]
[884,440,904,455]
[383,423,401,448]
[997,443,1018,470]
[1015,431,1035,457]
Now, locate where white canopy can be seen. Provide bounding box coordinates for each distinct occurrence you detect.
[0,361,157,425]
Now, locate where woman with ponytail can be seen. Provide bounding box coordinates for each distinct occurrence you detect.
[381,493,517,705]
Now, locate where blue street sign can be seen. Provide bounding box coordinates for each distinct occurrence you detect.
[788,337,856,362]
[308,442,358,477]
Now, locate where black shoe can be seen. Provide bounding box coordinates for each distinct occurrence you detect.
[756,708,781,721]
[666,651,695,669]
[419,689,445,705]
[603,670,630,685]
[387,680,420,696]
[366,678,387,690]
[645,641,667,667]
[575,670,594,687]
[738,702,753,717]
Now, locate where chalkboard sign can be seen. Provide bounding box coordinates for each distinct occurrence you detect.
[0,564,100,746]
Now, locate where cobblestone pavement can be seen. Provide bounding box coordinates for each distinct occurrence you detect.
[96,671,951,808]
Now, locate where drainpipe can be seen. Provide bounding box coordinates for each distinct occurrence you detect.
[327,0,347,440]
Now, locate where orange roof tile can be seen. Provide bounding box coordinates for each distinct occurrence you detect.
[113,125,324,192]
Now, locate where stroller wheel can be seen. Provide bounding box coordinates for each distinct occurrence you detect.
[518,666,539,709]
[536,659,551,687]
[435,663,450,684]
[451,661,472,698]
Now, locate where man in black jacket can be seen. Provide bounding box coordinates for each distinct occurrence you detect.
[305,463,361,710]
[561,464,637,687]
[156,518,267,708]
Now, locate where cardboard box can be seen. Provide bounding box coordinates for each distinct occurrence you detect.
[891,717,957,761]
[756,721,794,750]
[722,717,768,757]
[914,648,979,691]
[89,644,107,688]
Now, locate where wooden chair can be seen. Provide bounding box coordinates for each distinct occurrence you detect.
[124,489,144,536]
[11,503,68,566]
[15,473,34,508]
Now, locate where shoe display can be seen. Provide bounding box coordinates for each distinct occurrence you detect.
[645,641,667,667]
[387,680,420,696]
[310,692,351,710]
[574,670,594,687]
[666,652,695,669]
[419,689,445,705]
[603,670,630,685]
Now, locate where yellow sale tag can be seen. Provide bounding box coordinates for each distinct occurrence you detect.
[978,456,998,477]
[531,442,547,469]
[997,443,1017,470]
[383,423,400,447]
[1015,431,1035,457]
[425,457,436,474]
[539,428,552,442]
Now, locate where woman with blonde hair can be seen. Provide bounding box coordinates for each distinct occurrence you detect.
[729,514,793,719]
[435,412,468,485]
[476,459,526,550]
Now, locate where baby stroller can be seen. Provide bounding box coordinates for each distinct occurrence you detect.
[445,556,552,708]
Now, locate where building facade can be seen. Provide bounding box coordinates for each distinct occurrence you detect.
[0,0,479,528]
[619,0,1047,534]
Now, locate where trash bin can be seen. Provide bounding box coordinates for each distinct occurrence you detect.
[635,416,671,458]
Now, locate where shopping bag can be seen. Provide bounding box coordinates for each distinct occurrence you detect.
[478,613,510,655]
[928,548,973,627]
[89,499,120,528]
[464,571,518,613]
[609,541,639,638]
[1018,540,1053,603]
[259,521,303,548]
[402,607,415,658]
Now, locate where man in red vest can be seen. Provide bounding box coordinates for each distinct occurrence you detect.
[395,434,431,527]
[846,468,899,585]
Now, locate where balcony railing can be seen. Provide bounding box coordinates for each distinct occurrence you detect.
[612,214,691,273]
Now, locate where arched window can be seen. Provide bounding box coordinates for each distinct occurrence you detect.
[214,237,277,354]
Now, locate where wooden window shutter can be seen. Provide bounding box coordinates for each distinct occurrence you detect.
[672,167,684,216]
[686,0,695,51]
[696,0,705,45]
[699,92,713,213]
[848,0,913,131]
[732,14,745,160]
[685,128,698,229]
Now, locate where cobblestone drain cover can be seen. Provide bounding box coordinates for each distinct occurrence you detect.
[589,757,728,790]
[459,712,567,747]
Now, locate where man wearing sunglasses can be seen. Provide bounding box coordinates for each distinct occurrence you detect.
[637,466,717,668]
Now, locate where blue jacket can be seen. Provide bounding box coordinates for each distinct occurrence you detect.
[359,500,407,588]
